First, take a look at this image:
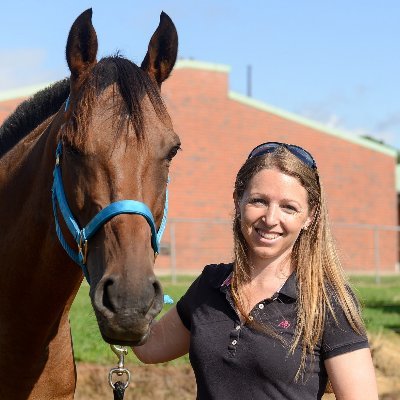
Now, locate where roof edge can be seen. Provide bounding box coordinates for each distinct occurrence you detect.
[175,59,231,73]
[0,63,397,159]
[229,91,397,158]
[0,82,54,102]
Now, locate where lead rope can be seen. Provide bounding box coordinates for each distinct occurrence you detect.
[113,382,126,400]
[109,345,131,399]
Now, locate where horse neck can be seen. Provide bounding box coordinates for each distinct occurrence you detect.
[0,113,83,353]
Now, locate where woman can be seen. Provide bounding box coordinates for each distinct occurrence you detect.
[133,142,378,399]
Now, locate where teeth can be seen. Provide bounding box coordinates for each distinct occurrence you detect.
[256,229,280,240]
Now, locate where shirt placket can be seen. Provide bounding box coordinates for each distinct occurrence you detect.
[221,286,243,356]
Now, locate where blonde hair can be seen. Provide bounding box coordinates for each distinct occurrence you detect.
[231,146,365,379]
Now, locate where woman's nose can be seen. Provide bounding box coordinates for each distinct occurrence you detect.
[263,204,279,226]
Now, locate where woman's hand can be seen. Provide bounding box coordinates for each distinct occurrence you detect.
[132,306,190,364]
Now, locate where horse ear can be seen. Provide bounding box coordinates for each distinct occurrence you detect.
[141,11,178,86]
[66,8,98,79]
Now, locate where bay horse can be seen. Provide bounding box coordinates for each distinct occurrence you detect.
[0,9,179,399]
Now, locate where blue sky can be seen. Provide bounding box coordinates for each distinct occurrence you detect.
[1,1,399,150]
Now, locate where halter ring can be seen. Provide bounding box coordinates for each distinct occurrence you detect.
[78,236,88,264]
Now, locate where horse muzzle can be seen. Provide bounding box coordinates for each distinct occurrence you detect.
[91,273,164,345]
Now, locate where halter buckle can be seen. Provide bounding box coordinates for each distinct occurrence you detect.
[78,235,88,264]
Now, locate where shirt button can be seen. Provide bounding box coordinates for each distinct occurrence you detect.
[258,303,264,309]
[231,340,237,345]
[235,325,241,330]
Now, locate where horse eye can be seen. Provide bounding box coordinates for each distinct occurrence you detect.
[64,142,84,156]
[167,145,181,161]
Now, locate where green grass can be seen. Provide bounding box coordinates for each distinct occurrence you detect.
[70,277,194,364]
[70,274,400,364]
[349,275,400,333]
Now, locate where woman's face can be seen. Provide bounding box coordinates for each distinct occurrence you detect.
[237,168,313,267]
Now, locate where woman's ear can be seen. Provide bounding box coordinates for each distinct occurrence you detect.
[304,206,316,230]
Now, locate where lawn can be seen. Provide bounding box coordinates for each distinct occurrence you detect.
[70,276,193,364]
[349,275,400,333]
[70,274,400,364]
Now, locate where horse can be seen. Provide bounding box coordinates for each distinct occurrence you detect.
[0,9,179,399]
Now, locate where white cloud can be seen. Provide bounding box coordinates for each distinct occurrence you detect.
[296,89,400,150]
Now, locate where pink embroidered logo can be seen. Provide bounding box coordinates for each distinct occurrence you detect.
[278,320,290,329]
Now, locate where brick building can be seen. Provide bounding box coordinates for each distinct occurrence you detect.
[0,60,398,274]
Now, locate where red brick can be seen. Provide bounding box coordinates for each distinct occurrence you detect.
[1,62,397,274]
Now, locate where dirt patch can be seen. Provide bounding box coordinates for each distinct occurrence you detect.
[75,363,196,400]
[370,333,400,400]
[75,334,400,399]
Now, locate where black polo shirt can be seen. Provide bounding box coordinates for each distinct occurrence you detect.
[176,263,369,400]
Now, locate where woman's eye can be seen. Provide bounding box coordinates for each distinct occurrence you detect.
[249,198,267,206]
[282,205,298,213]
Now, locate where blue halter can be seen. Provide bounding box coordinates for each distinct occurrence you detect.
[51,142,168,285]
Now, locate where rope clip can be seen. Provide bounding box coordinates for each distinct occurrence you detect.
[108,345,131,390]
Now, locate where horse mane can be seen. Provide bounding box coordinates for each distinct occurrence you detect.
[66,54,169,144]
[0,54,169,157]
[0,79,70,157]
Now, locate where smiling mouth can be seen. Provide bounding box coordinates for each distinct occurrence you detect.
[255,228,282,240]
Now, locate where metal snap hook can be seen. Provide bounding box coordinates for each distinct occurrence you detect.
[108,345,131,390]
[108,367,131,390]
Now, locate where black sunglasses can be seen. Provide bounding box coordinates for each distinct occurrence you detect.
[247,142,317,170]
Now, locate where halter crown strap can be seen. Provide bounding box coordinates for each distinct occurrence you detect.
[52,142,168,284]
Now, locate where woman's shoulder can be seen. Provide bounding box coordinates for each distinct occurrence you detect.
[176,263,233,330]
[201,262,233,288]
[324,281,360,309]
[321,281,368,358]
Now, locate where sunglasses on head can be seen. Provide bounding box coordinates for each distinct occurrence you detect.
[247,142,317,170]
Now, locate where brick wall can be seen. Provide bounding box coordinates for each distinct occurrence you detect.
[0,97,23,123]
[156,62,398,273]
[0,61,397,273]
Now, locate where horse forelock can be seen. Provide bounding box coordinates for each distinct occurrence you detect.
[65,55,170,145]
[0,79,70,157]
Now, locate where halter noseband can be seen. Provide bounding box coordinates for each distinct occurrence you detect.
[52,98,168,284]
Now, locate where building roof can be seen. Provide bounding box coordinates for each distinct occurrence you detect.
[174,60,397,158]
[0,59,397,159]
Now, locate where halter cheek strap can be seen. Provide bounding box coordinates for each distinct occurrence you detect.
[51,142,169,285]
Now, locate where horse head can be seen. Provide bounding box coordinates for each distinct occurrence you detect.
[57,9,179,345]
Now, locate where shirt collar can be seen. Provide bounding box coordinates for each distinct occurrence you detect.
[221,273,232,287]
[219,265,297,300]
[278,271,297,300]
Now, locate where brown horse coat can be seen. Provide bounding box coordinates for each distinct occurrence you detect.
[0,9,179,399]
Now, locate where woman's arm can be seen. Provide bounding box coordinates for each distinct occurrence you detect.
[324,348,378,399]
[132,306,190,364]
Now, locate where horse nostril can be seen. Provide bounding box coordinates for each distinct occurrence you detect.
[102,278,117,314]
[94,275,163,321]
[152,279,162,298]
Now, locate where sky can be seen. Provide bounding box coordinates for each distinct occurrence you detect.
[1,0,399,150]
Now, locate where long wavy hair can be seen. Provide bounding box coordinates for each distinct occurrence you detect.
[231,145,365,379]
